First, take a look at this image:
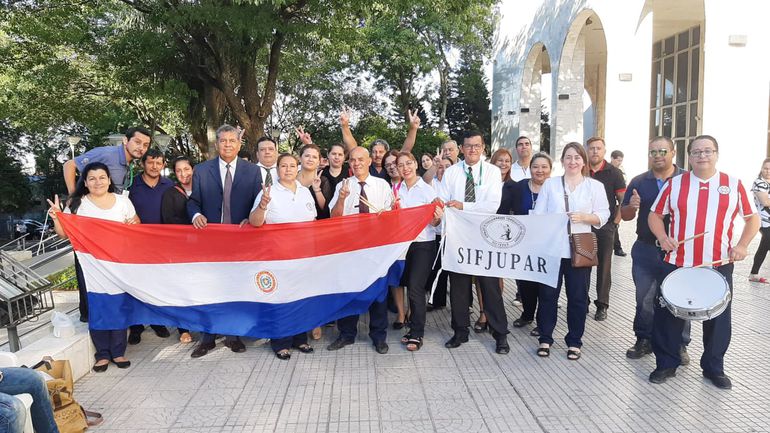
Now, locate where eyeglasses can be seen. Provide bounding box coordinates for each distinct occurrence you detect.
[463,143,483,150]
[648,149,669,157]
[384,162,396,169]
[396,160,416,169]
[689,149,716,158]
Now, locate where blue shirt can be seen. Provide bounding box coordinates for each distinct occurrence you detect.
[74,145,132,193]
[369,165,390,182]
[622,166,684,243]
[128,175,174,224]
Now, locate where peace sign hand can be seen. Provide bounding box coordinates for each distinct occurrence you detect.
[259,184,271,209]
[312,170,322,190]
[295,126,313,145]
[339,180,351,200]
[236,126,246,142]
[407,108,421,128]
[46,195,61,220]
[339,106,352,127]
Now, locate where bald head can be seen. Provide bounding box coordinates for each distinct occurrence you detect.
[349,146,372,180]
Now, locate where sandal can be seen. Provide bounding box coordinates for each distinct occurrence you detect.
[567,348,581,361]
[400,333,412,344]
[473,311,488,333]
[293,343,314,354]
[749,276,769,284]
[275,349,291,360]
[537,344,550,357]
[405,337,423,352]
[530,327,540,337]
[513,317,533,328]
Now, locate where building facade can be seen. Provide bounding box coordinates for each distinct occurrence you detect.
[492,0,770,184]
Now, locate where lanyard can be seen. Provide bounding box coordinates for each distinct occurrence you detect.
[462,161,482,186]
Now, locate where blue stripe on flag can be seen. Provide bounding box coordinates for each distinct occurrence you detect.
[87,260,405,339]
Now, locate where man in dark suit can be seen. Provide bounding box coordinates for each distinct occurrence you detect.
[187,124,262,358]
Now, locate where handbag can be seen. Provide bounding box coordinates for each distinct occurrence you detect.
[33,357,103,433]
[561,176,598,268]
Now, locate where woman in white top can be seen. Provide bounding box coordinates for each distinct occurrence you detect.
[532,143,610,360]
[394,152,443,351]
[249,153,317,360]
[750,157,770,283]
[383,150,408,329]
[423,156,453,311]
[47,162,140,373]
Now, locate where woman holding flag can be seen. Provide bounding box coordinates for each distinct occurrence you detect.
[249,153,317,360]
[532,143,609,360]
[47,162,139,373]
[395,152,444,351]
[383,150,408,330]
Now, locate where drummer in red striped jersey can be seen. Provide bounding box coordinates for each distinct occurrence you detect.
[647,135,759,389]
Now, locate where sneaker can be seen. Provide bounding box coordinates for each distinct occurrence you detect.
[649,367,677,384]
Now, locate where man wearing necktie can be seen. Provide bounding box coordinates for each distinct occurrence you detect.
[256,137,278,187]
[440,130,510,355]
[327,146,395,354]
[187,124,262,358]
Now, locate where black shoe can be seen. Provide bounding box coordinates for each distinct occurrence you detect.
[224,339,246,353]
[427,304,445,312]
[293,344,314,354]
[275,350,291,360]
[594,306,608,321]
[191,341,216,358]
[649,367,677,384]
[614,249,627,257]
[495,338,510,355]
[110,359,131,369]
[444,335,468,349]
[679,346,690,366]
[529,327,540,337]
[127,331,142,345]
[152,325,171,338]
[626,338,652,359]
[703,371,732,390]
[374,341,389,354]
[512,317,533,328]
[326,338,354,351]
[92,362,109,373]
[79,315,88,323]
[392,321,405,330]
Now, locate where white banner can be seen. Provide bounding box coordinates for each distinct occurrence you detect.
[442,209,568,287]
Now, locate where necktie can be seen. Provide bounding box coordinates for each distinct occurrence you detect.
[358,181,369,214]
[264,166,273,187]
[222,163,232,224]
[464,166,476,203]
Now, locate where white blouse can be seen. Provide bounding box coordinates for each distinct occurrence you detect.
[533,176,610,258]
[396,178,438,242]
[65,194,137,223]
[252,180,317,224]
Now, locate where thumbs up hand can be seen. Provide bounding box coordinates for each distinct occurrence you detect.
[630,189,641,209]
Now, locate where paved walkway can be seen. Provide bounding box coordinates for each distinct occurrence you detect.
[76,223,770,432]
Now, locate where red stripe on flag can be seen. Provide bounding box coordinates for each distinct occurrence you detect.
[57,204,436,264]
[675,174,690,267]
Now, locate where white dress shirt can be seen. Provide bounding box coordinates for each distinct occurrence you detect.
[439,160,502,214]
[396,178,438,242]
[509,162,531,182]
[252,180,317,224]
[257,163,277,184]
[533,176,610,258]
[330,175,394,216]
[219,158,237,188]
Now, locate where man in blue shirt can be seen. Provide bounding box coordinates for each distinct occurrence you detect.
[127,148,174,344]
[64,126,152,195]
[620,136,689,362]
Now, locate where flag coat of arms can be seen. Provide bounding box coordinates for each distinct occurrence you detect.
[57,204,435,338]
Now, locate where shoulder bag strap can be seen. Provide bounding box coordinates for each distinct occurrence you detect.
[561,176,572,235]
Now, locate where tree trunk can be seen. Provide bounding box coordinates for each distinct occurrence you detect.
[203,85,226,158]
[438,65,449,132]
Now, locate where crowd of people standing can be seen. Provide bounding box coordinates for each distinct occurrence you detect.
[45,112,765,391]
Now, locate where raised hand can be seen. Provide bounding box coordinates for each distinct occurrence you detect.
[295,126,313,145]
[259,184,272,209]
[630,189,641,209]
[46,195,61,220]
[408,108,421,129]
[236,126,246,142]
[312,170,322,191]
[339,106,352,128]
[339,180,351,200]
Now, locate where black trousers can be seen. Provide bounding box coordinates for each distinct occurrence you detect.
[591,222,616,308]
[404,241,438,338]
[517,279,539,322]
[129,324,169,335]
[449,272,508,339]
[74,254,88,320]
[425,236,448,307]
[614,229,623,252]
[271,333,308,352]
[751,226,770,274]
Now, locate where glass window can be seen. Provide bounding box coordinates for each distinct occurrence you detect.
[663,57,674,106]
[676,140,686,169]
[676,52,689,103]
[689,101,699,136]
[675,105,687,137]
[664,36,675,55]
[663,107,673,137]
[678,30,689,50]
[653,41,661,59]
[650,61,661,108]
[692,26,700,46]
[650,109,660,137]
[690,49,700,101]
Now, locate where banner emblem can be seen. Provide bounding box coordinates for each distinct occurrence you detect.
[480,216,526,248]
[255,271,278,294]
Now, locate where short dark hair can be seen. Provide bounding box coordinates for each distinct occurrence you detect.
[141,148,165,164]
[610,150,624,159]
[256,136,277,151]
[299,143,321,158]
[688,135,719,154]
[463,130,485,144]
[70,162,116,214]
[125,126,152,141]
[277,153,299,166]
[586,136,605,147]
[237,150,252,161]
[515,136,531,146]
[171,156,192,172]
[649,136,675,150]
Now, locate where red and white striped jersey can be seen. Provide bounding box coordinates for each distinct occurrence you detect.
[651,171,756,267]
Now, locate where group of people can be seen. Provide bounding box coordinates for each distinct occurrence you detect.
[46,113,765,391]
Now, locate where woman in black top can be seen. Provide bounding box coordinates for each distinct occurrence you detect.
[160,156,195,343]
[498,152,553,335]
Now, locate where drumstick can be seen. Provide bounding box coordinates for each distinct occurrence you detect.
[695,258,731,268]
[656,231,708,248]
[359,196,382,213]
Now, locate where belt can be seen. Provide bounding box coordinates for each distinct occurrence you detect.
[637,238,658,246]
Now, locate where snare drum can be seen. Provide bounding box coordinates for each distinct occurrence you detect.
[659,267,731,321]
